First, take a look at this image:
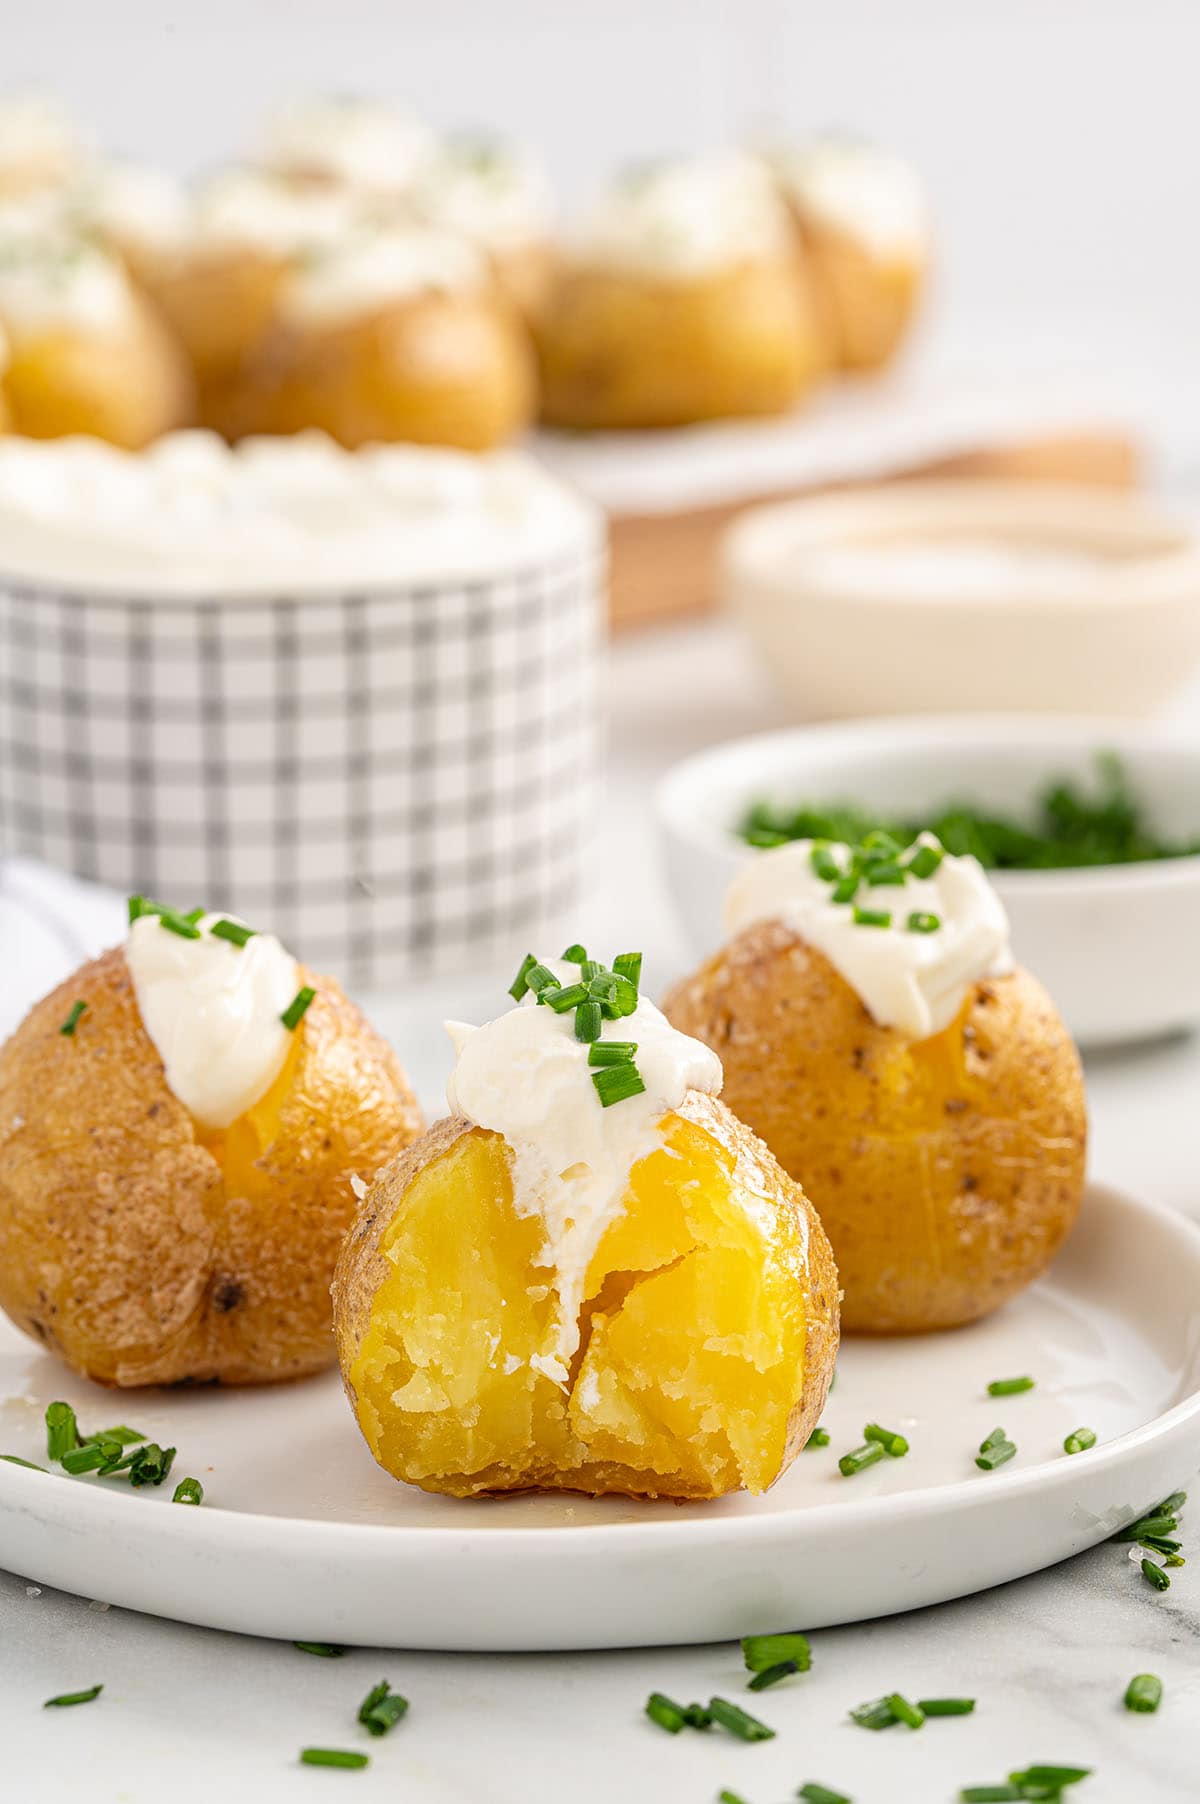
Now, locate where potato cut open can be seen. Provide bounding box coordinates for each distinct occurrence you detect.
[340,1102,836,1500]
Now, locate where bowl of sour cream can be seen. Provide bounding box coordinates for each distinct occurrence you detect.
[723,481,1200,720]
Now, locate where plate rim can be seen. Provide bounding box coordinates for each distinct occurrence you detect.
[1,1180,1196,1555]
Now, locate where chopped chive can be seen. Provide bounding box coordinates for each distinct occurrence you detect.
[839,1442,886,1477]
[799,1787,853,1804]
[979,1426,1008,1452]
[1112,1514,1178,1542]
[574,1000,602,1043]
[907,842,945,879]
[1124,1672,1162,1713]
[526,962,561,999]
[129,1443,175,1487]
[1141,1557,1171,1591]
[707,1697,775,1742]
[280,986,315,1032]
[742,1632,812,1675]
[83,1426,145,1447]
[588,1041,638,1067]
[907,912,942,934]
[127,894,156,923]
[156,909,202,940]
[960,1789,1020,1802]
[294,1642,346,1658]
[561,943,588,964]
[1064,1427,1096,1455]
[975,1440,1017,1471]
[1139,1536,1183,1560]
[44,1685,102,1708]
[299,1750,369,1769]
[919,1697,976,1716]
[830,874,860,904]
[0,1455,46,1471]
[606,974,639,1018]
[864,1423,909,1458]
[682,1703,712,1728]
[1010,1766,1090,1788]
[645,1692,687,1733]
[852,907,891,928]
[612,952,643,988]
[544,982,588,1014]
[810,844,841,882]
[182,907,206,925]
[60,1439,122,1475]
[849,1697,899,1731]
[357,1679,409,1736]
[884,1693,924,1730]
[45,1401,79,1461]
[747,1660,801,1692]
[987,1376,1035,1396]
[866,863,906,887]
[593,1064,646,1108]
[579,960,603,981]
[59,1000,88,1036]
[1155,1490,1187,1514]
[172,1477,203,1505]
[508,953,537,1000]
[862,829,903,855]
[209,918,256,948]
[805,1427,831,1448]
[718,1793,750,1804]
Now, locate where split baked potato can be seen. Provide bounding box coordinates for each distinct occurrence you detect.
[0,947,422,1386]
[664,922,1087,1335]
[334,1090,839,1500]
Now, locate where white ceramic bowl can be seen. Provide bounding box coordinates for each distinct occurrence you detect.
[657,716,1200,1046]
[723,482,1200,719]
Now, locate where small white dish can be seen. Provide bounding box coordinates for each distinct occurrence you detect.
[657,715,1200,1046]
[723,482,1200,719]
[0,1185,1194,1649]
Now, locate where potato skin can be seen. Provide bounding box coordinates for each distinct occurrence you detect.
[333,1094,840,1501]
[0,947,422,1386]
[663,923,1087,1335]
[2,297,194,449]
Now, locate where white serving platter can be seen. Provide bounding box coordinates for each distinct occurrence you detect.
[0,1183,1196,1652]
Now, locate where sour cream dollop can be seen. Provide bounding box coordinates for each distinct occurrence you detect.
[577,151,792,279]
[445,967,723,1379]
[725,835,1011,1039]
[261,95,436,195]
[769,136,928,260]
[125,913,301,1130]
[279,224,484,326]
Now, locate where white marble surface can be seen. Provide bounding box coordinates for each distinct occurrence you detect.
[3,618,1200,1801]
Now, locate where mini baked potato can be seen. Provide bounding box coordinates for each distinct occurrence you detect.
[664,922,1087,1335]
[0,947,422,1386]
[536,259,825,430]
[334,1090,838,1500]
[242,288,535,450]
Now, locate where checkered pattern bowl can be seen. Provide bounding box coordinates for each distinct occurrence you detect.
[0,528,604,987]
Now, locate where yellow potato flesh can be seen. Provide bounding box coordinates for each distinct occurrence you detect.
[348,1115,808,1498]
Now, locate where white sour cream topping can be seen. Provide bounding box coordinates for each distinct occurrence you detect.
[412,136,552,252]
[0,232,133,335]
[726,835,1012,1040]
[279,224,484,326]
[69,160,192,257]
[770,136,928,259]
[577,150,792,278]
[262,95,436,194]
[0,430,598,592]
[191,168,361,260]
[0,94,84,191]
[125,912,300,1131]
[445,967,723,1379]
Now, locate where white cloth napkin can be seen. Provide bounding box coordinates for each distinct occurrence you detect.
[0,858,126,1038]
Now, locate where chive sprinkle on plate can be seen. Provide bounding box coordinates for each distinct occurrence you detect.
[798,1785,853,1804]
[741,1631,811,1674]
[644,1692,687,1733]
[987,1376,1035,1397]
[357,1679,409,1736]
[919,1697,976,1716]
[1124,1672,1163,1713]
[44,1685,102,1708]
[839,1441,886,1477]
[707,1696,775,1742]
[293,1641,346,1658]
[1064,1427,1097,1455]
[299,1749,369,1770]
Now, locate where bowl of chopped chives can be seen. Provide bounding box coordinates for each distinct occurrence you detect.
[656,715,1200,1044]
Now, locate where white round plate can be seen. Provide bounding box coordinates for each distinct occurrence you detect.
[0,1183,1197,1652]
